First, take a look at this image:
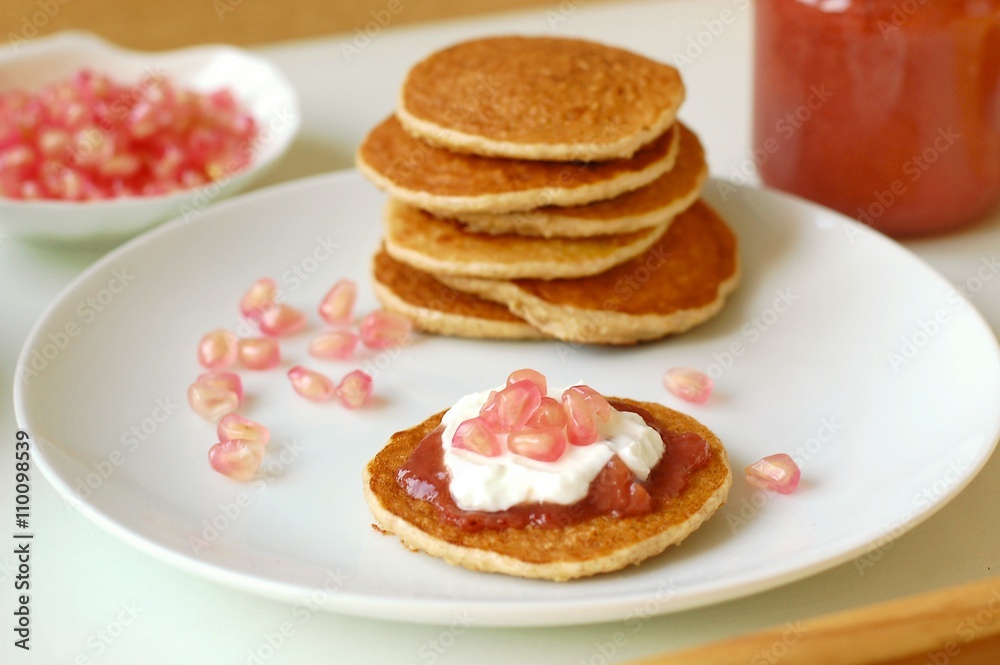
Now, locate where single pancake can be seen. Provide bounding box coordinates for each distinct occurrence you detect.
[356,116,681,216]
[440,200,740,345]
[363,399,731,581]
[455,124,707,238]
[397,36,685,162]
[383,198,669,280]
[371,247,546,340]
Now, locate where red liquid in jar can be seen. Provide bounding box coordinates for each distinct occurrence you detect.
[754,0,1000,236]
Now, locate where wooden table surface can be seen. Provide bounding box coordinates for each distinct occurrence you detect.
[2,0,615,50]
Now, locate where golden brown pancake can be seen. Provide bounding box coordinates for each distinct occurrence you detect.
[455,124,708,238]
[383,198,669,280]
[441,200,740,344]
[363,398,731,581]
[371,247,546,340]
[356,116,681,216]
[397,36,685,162]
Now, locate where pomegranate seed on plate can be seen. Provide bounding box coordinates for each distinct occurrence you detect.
[336,370,373,409]
[525,396,567,429]
[664,367,713,404]
[452,417,502,457]
[259,304,307,337]
[196,371,244,406]
[318,279,357,325]
[506,368,547,395]
[566,385,611,422]
[217,414,270,446]
[308,330,358,360]
[745,454,801,494]
[240,277,278,319]
[480,381,543,433]
[507,427,567,462]
[287,365,334,402]
[208,439,264,481]
[562,388,599,446]
[187,382,239,422]
[359,310,412,349]
[238,337,280,370]
[197,328,238,369]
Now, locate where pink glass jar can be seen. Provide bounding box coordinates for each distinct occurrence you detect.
[754,0,1000,236]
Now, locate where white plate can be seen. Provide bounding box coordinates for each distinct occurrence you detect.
[14,172,1000,626]
[0,32,299,243]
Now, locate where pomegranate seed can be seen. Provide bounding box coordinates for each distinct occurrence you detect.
[746,454,801,494]
[452,417,502,457]
[506,368,547,395]
[196,371,244,406]
[664,367,713,404]
[319,279,357,325]
[208,439,264,482]
[562,388,598,446]
[287,365,334,402]
[507,427,567,462]
[308,330,358,360]
[238,337,280,370]
[217,414,270,446]
[336,369,373,409]
[359,310,412,349]
[566,385,611,423]
[259,304,307,337]
[480,381,543,433]
[197,328,238,369]
[240,278,278,319]
[0,69,257,201]
[187,382,239,422]
[525,396,567,429]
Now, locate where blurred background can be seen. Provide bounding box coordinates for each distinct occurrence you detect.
[1,0,594,49]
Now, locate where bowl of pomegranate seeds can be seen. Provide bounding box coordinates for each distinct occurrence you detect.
[0,31,300,243]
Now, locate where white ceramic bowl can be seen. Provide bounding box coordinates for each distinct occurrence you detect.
[0,31,300,244]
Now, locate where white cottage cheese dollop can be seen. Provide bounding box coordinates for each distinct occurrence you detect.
[440,386,664,512]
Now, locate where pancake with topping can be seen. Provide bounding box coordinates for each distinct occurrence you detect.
[454,123,707,238]
[356,116,680,216]
[371,247,546,340]
[396,36,685,162]
[383,198,669,280]
[440,200,740,345]
[363,396,731,581]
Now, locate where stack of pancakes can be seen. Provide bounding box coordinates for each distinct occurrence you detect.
[356,36,739,345]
